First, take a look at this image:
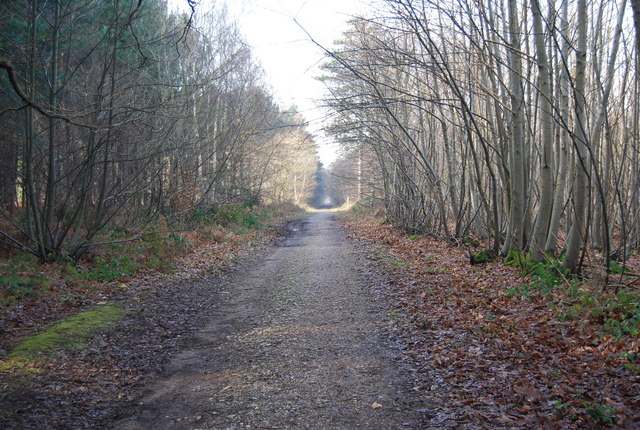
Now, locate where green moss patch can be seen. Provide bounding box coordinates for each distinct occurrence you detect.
[2,304,124,370]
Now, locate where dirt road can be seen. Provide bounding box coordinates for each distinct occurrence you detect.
[114,212,428,429]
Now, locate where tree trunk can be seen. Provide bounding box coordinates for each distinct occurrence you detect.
[564,0,589,273]
[44,0,60,250]
[529,0,554,261]
[589,0,626,256]
[25,0,47,260]
[545,0,570,253]
[506,0,527,257]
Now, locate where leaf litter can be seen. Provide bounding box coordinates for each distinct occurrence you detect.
[342,215,640,429]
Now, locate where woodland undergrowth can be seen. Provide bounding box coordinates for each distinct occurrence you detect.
[0,204,304,356]
[342,211,639,429]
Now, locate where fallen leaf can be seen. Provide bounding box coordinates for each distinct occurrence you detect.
[513,385,543,400]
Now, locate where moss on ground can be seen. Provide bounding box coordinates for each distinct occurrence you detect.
[1,304,124,371]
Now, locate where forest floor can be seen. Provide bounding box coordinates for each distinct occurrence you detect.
[1,209,639,429]
[341,212,640,429]
[2,211,432,429]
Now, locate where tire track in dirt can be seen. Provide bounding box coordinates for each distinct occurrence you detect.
[114,211,428,429]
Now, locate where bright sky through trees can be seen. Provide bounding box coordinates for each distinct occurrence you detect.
[172,0,366,165]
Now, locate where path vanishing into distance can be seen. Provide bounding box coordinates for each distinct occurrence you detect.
[114,211,429,429]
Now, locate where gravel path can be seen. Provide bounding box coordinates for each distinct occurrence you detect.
[114,211,428,429]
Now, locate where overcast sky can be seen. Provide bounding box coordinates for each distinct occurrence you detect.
[173,0,367,165]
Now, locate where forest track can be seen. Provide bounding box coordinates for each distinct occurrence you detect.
[113,211,429,429]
